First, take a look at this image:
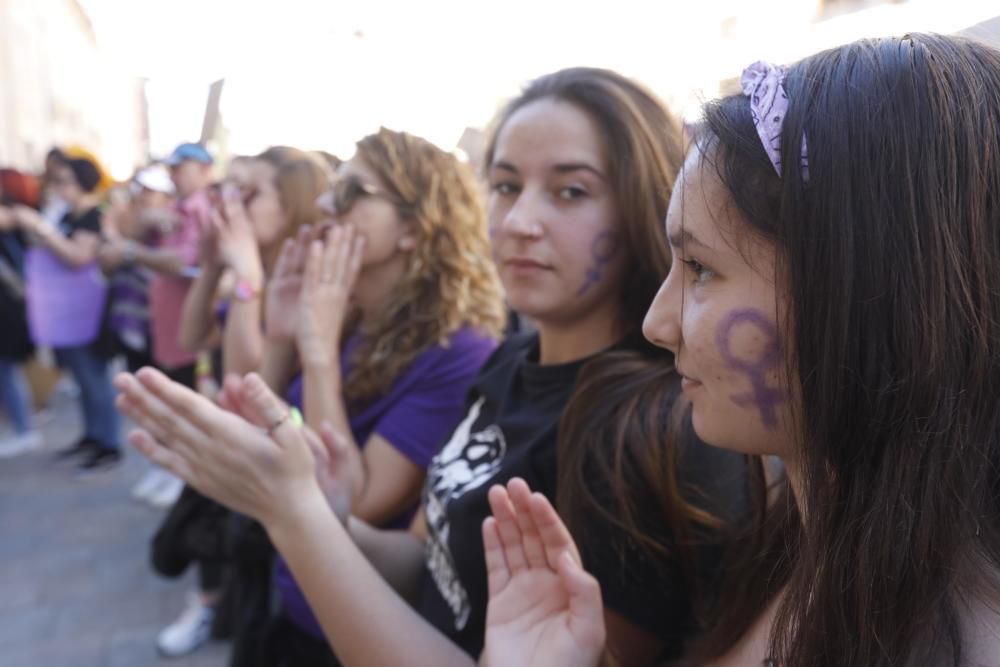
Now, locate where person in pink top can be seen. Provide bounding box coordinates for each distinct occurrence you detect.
[149,143,215,382]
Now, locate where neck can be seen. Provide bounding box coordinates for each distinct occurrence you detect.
[534,299,624,365]
[353,256,408,326]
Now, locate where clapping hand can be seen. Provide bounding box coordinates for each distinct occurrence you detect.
[480,478,606,667]
[115,368,343,529]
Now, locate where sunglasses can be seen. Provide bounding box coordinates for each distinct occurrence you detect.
[208,183,259,212]
[325,177,410,215]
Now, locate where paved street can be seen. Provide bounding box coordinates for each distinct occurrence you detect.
[0,384,229,667]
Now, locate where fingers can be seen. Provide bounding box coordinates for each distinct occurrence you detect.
[300,425,330,467]
[303,237,324,294]
[506,478,548,569]
[345,233,365,288]
[319,421,350,467]
[486,484,528,576]
[527,487,583,568]
[558,551,607,649]
[209,206,226,235]
[329,225,352,283]
[272,237,296,280]
[114,374,204,463]
[128,429,197,482]
[240,374,296,447]
[482,516,511,597]
[131,367,223,437]
[288,225,313,274]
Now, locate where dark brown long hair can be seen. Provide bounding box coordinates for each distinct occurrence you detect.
[700,34,1000,665]
[486,68,748,659]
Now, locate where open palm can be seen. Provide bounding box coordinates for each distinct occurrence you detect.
[481,479,606,667]
[264,226,314,342]
[296,225,365,367]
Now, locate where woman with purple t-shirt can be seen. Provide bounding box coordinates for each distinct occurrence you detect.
[239,128,507,664]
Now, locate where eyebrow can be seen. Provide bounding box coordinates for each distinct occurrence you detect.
[489,160,606,181]
[667,228,710,250]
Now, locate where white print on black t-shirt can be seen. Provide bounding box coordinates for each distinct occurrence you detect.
[425,397,507,630]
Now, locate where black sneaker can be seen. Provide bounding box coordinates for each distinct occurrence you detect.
[54,438,99,461]
[76,447,122,471]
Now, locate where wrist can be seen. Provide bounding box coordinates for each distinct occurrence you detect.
[266,483,339,546]
[229,256,264,286]
[232,276,263,304]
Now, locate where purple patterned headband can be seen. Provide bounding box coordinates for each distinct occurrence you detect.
[741,61,808,179]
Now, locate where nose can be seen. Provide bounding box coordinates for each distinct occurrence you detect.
[497,187,544,239]
[642,264,683,356]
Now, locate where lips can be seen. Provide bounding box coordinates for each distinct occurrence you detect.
[676,366,702,390]
[502,257,552,271]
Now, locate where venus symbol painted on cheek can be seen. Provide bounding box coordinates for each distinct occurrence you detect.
[715,309,786,429]
[577,231,619,296]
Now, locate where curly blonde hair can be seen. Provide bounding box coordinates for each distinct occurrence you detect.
[344,128,506,404]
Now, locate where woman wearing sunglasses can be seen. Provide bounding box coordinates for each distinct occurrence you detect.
[117,70,749,667]
[211,127,506,665]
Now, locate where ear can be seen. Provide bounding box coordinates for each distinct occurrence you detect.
[397,233,416,252]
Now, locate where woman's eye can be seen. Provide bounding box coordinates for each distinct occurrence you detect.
[490,182,519,196]
[682,258,715,284]
[558,186,587,201]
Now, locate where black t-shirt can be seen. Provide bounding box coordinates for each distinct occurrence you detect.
[416,332,750,658]
[576,414,749,660]
[58,207,102,238]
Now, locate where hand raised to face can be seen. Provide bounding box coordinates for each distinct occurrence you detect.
[296,224,366,368]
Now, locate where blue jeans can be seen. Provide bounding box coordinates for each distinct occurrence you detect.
[54,346,120,451]
[0,359,33,435]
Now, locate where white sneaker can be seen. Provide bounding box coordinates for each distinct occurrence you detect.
[131,469,167,501]
[147,473,185,509]
[0,431,43,459]
[157,593,215,657]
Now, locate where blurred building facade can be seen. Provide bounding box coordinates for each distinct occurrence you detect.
[0,0,147,176]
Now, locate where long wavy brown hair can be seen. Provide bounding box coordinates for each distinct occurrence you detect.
[343,128,506,404]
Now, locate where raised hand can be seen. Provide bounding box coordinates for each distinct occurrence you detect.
[480,478,606,667]
[216,374,354,521]
[296,225,365,368]
[114,368,328,528]
[215,185,263,283]
[264,225,314,342]
[198,209,223,270]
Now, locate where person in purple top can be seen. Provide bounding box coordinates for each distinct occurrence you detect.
[219,128,506,664]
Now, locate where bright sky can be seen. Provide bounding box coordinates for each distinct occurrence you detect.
[78,0,997,174]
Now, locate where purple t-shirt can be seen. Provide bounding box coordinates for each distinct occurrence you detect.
[276,325,497,637]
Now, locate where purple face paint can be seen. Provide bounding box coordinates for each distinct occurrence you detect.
[715,309,786,429]
[577,231,619,296]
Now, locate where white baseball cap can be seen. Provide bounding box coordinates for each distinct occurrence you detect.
[133,165,175,195]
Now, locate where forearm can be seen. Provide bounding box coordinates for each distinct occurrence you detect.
[348,516,428,601]
[302,361,365,491]
[260,340,299,394]
[41,233,97,268]
[269,493,473,667]
[178,264,224,353]
[134,245,187,276]
[222,299,265,376]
